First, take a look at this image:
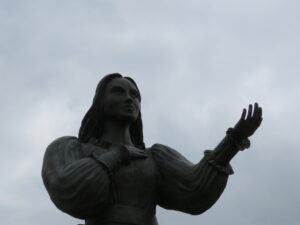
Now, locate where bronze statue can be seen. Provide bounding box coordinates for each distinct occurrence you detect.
[42,73,263,225]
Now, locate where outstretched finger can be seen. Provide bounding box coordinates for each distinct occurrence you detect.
[241,108,247,120]
[252,102,259,120]
[254,107,263,124]
[246,104,253,121]
[254,102,258,113]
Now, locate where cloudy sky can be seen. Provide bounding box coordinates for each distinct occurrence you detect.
[1,0,300,224]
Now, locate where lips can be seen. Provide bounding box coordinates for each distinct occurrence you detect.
[123,104,134,110]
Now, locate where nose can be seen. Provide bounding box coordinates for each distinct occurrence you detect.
[124,92,133,103]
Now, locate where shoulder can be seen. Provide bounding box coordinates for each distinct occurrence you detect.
[47,136,79,149]
[43,136,83,170]
[45,136,80,156]
[150,143,183,156]
[149,143,190,163]
[150,143,177,151]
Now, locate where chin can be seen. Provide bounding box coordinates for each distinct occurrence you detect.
[117,114,138,124]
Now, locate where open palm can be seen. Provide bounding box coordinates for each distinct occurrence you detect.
[233,103,263,140]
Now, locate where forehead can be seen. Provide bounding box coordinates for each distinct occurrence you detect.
[106,78,138,91]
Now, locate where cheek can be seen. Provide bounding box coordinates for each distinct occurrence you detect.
[135,103,141,113]
[103,101,119,116]
[103,96,119,110]
[135,99,141,109]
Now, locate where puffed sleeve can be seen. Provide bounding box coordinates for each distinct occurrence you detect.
[41,136,111,219]
[151,144,234,215]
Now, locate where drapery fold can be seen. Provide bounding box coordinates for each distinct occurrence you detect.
[42,137,233,223]
[151,144,232,215]
[42,137,111,219]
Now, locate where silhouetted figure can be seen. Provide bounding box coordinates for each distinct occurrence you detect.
[42,73,263,225]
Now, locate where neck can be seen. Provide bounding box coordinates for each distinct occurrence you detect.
[99,119,133,146]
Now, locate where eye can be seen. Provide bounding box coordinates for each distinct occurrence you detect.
[130,90,139,98]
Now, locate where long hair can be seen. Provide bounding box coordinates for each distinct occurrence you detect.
[78,73,145,149]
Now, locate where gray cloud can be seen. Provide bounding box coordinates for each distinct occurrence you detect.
[1,0,300,224]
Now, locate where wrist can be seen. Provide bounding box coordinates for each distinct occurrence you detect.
[226,128,250,151]
[204,150,234,175]
[213,128,251,166]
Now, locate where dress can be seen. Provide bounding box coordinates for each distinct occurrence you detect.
[42,136,233,225]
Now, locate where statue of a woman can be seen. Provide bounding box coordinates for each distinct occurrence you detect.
[42,73,263,225]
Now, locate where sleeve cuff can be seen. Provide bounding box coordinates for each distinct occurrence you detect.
[204,150,234,175]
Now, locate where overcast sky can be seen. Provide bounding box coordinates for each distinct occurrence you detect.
[1,0,300,225]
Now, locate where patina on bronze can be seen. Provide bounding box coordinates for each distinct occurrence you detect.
[42,73,263,225]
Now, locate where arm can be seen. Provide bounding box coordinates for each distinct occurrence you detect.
[151,144,232,215]
[42,137,147,219]
[151,103,262,215]
[42,137,113,219]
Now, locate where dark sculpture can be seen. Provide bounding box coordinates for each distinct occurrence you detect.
[42,73,263,225]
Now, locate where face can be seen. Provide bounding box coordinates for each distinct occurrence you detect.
[103,78,141,123]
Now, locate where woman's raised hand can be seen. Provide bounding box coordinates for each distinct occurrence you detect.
[232,103,263,140]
